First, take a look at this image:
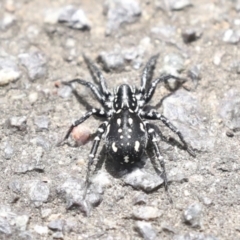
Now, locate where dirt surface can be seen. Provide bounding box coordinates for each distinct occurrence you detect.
[1,0,240,239]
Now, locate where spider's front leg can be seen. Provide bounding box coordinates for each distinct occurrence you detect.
[141,110,196,157]
[83,121,107,198]
[57,108,108,146]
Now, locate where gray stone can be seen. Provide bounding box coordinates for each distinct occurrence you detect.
[34,225,48,235]
[9,180,22,193]
[133,206,161,220]
[58,85,72,98]
[135,221,157,240]
[0,216,12,235]
[0,13,16,30]
[15,215,29,231]
[8,116,27,131]
[34,115,49,130]
[219,89,240,131]
[133,193,148,205]
[58,5,91,30]
[162,89,215,152]
[183,203,202,228]
[29,181,50,207]
[18,51,47,81]
[222,29,240,44]
[168,0,192,10]
[48,219,65,231]
[123,168,164,193]
[57,178,91,216]
[0,57,21,86]
[3,142,14,160]
[173,232,219,240]
[104,0,141,35]
[98,51,125,72]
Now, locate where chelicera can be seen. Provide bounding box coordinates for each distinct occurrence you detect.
[58,54,195,197]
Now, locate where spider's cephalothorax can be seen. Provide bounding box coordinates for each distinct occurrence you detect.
[58,54,195,197]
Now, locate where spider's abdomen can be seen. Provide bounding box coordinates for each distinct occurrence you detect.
[105,110,147,166]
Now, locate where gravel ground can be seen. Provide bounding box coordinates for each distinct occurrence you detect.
[1,0,240,239]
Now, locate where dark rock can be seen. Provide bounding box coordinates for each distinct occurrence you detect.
[182,28,202,43]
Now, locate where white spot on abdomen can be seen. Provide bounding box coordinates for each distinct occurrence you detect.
[128,118,133,125]
[117,118,121,126]
[112,142,118,152]
[124,155,129,163]
[134,141,140,152]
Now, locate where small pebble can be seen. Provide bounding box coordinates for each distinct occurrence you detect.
[222,29,240,44]
[169,0,192,10]
[105,0,141,35]
[34,115,49,130]
[4,142,14,160]
[29,181,50,207]
[58,85,72,98]
[135,221,157,240]
[182,28,202,43]
[133,193,148,205]
[8,116,27,131]
[0,57,21,86]
[132,206,161,220]
[15,215,29,231]
[98,51,125,72]
[48,219,65,231]
[183,203,202,228]
[18,51,47,81]
[0,13,16,30]
[123,168,164,193]
[58,5,91,30]
[34,225,49,235]
[28,92,38,104]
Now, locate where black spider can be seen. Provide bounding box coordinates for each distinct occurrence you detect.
[58,54,195,197]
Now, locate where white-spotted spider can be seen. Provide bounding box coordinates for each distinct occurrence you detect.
[58,54,195,197]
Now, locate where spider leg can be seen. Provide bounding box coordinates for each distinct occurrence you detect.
[140,54,159,95]
[141,110,196,157]
[57,108,108,146]
[62,79,106,106]
[83,121,107,198]
[83,54,110,98]
[146,123,172,203]
[144,75,180,104]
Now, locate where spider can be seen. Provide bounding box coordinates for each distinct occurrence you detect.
[58,54,195,197]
